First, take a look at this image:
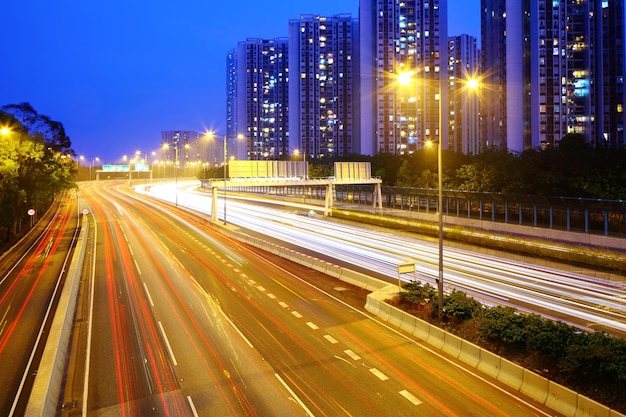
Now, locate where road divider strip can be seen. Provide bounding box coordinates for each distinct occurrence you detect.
[25,218,90,417]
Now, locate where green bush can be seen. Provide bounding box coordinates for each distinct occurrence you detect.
[443,289,480,321]
[393,283,626,412]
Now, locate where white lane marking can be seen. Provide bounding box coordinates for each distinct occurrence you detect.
[257,285,266,292]
[369,368,389,381]
[267,293,277,299]
[187,396,200,417]
[278,301,289,308]
[291,311,303,318]
[344,350,361,361]
[134,259,141,275]
[221,312,254,348]
[323,335,338,344]
[306,322,319,330]
[143,282,155,307]
[399,390,422,406]
[274,373,316,417]
[158,321,178,366]
[333,355,357,368]
[0,305,11,337]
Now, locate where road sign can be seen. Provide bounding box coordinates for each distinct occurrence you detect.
[27,209,36,216]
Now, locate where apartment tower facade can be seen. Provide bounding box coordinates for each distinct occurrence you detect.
[288,14,359,159]
[448,34,481,154]
[481,0,625,152]
[360,0,449,155]
[229,38,289,160]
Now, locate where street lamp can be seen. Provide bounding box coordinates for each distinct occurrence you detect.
[162,142,179,205]
[206,131,244,224]
[207,131,229,224]
[90,157,99,181]
[399,70,479,320]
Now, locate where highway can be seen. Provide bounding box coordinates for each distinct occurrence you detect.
[147,181,626,337]
[60,180,560,416]
[0,190,80,416]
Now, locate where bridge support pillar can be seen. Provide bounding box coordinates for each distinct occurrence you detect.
[324,183,335,216]
[211,186,219,222]
[373,183,383,210]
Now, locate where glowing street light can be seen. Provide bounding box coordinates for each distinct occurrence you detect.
[206,131,244,224]
[398,70,479,320]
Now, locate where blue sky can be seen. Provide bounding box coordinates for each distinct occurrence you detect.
[2,1,480,163]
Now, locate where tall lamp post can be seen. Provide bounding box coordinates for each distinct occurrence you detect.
[223,134,228,224]
[175,143,179,206]
[436,88,444,321]
[399,71,478,321]
[207,131,245,224]
[91,157,99,181]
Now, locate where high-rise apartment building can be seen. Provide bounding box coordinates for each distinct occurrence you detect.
[481,0,625,152]
[360,0,449,155]
[448,34,481,154]
[288,14,359,159]
[160,130,203,165]
[229,38,289,160]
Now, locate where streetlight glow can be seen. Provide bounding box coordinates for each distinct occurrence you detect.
[401,70,479,320]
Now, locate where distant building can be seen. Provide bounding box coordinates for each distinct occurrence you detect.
[448,34,481,154]
[481,0,626,152]
[360,0,449,155]
[229,38,289,161]
[160,130,203,166]
[288,14,359,159]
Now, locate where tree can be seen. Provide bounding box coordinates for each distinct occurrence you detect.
[0,109,75,245]
[1,102,73,153]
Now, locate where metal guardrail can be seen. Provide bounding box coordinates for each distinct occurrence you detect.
[205,178,625,238]
[340,185,626,238]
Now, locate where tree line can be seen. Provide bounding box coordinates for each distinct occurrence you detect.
[306,134,626,200]
[0,103,75,246]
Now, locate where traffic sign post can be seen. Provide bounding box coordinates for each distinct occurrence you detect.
[27,208,36,228]
[397,261,416,293]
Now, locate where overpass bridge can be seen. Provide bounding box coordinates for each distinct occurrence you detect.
[199,161,382,222]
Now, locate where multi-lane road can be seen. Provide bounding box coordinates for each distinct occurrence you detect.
[3,178,623,416]
[147,181,626,337]
[55,180,561,416]
[0,190,80,416]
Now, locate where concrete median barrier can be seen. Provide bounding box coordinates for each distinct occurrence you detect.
[387,304,405,328]
[412,317,431,341]
[546,381,578,417]
[426,325,445,350]
[377,300,392,322]
[441,332,462,358]
[476,348,502,379]
[458,340,481,367]
[520,369,549,404]
[575,395,611,417]
[324,263,342,279]
[339,268,388,291]
[399,313,417,334]
[497,358,524,391]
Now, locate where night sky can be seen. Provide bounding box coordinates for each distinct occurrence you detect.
[3,1,480,163]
